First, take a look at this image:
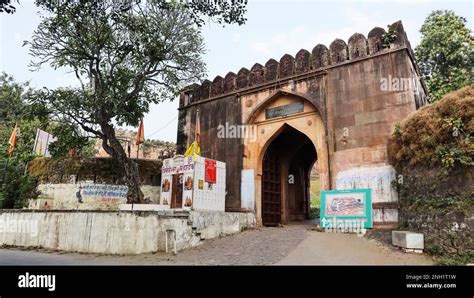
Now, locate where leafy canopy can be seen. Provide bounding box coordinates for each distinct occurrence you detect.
[27,1,209,136]
[415,10,474,102]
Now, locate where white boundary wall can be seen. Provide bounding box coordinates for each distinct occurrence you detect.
[0,210,255,254]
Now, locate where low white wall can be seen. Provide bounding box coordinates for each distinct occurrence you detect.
[0,210,255,254]
[189,211,256,239]
[36,183,160,210]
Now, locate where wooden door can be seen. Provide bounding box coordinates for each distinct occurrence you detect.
[262,147,281,226]
[171,173,183,209]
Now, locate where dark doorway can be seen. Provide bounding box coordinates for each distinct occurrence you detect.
[171,173,183,209]
[261,125,317,226]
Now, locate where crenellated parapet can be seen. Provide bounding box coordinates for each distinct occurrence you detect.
[180,21,411,107]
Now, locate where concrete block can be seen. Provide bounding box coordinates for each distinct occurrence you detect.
[392,231,424,249]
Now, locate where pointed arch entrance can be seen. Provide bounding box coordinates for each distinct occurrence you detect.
[242,90,330,226]
[261,124,317,226]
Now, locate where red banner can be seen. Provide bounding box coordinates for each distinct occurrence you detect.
[205,159,216,183]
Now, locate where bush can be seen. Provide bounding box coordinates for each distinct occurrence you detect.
[388,85,474,264]
[0,158,39,208]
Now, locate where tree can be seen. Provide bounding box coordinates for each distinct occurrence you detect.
[26,1,247,203]
[0,73,39,208]
[0,0,17,14]
[0,72,95,208]
[415,10,474,102]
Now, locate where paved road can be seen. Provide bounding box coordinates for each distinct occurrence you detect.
[0,223,432,265]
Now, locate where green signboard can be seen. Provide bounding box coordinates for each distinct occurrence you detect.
[320,189,372,230]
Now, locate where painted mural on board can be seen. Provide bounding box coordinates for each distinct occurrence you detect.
[320,189,373,229]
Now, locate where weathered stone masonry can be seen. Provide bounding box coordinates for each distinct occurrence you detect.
[177,21,428,226]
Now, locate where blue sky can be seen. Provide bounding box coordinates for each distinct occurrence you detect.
[1,0,472,142]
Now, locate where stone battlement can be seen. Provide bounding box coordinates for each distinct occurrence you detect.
[180,21,413,107]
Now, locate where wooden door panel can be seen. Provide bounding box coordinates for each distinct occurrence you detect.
[262,147,281,226]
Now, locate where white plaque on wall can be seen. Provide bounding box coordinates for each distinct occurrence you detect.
[241,169,255,211]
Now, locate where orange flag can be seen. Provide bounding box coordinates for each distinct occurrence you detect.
[8,124,17,158]
[135,118,145,145]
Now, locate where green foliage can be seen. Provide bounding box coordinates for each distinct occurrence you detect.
[400,193,473,213]
[0,0,17,14]
[0,157,40,208]
[47,123,96,158]
[435,253,474,265]
[309,178,320,220]
[0,73,94,208]
[388,85,474,170]
[415,10,474,102]
[437,146,473,169]
[382,24,397,48]
[27,2,208,129]
[394,122,401,139]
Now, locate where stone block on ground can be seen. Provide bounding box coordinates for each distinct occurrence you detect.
[392,231,424,250]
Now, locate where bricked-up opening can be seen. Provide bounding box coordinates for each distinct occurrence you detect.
[262,125,317,226]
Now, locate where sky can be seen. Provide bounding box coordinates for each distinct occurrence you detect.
[1,0,472,142]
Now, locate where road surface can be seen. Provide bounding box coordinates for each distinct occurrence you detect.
[0,223,432,265]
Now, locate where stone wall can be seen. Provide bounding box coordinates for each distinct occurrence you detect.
[29,157,162,186]
[401,205,473,256]
[0,210,256,254]
[394,167,474,259]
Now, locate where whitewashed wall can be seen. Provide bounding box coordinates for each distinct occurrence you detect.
[0,210,256,254]
[335,165,399,223]
[36,183,160,210]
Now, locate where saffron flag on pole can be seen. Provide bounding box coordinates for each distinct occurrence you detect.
[135,118,145,145]
[184,110,201,160]
[8,124,17,158]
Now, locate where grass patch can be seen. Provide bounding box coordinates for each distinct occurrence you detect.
[434,253,474,265]
[309,178,320,219]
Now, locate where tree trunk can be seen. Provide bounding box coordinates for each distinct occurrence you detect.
[100,122,144,204]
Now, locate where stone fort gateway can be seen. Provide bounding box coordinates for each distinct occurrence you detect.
[176,21,427,227]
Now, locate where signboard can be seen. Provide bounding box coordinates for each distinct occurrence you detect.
[205,159,216,183]
[265,101,304,120]
[320,189,372,229]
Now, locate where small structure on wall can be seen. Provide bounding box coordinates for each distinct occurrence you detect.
[160,155,226,211]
